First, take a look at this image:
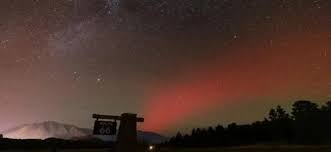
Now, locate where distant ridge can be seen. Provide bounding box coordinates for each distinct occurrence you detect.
[2,121,168,144]
[2,121,91,140]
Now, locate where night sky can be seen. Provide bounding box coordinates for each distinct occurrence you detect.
[0,0,331,135]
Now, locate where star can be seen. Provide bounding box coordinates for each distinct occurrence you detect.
[233,34,238,39]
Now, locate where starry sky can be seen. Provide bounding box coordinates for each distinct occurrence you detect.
[0,0,331,135]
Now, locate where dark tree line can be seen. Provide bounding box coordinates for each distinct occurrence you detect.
[168,100,331,147]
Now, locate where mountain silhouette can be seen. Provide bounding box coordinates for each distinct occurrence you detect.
[2,121,167,144]
[2,121,91,140]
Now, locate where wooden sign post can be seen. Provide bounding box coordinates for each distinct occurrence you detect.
[92,113,144,152]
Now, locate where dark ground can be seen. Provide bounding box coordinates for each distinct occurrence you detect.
[3,146,331,152]
[160,146,331,152]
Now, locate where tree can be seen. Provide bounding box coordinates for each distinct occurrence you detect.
[215,125,225,146]
[321,101,331,112]
[168,100,331,147]
[276,106,290,120]
[268,108,277,121]
[269,105,290,121]
[169,132,183,146]
[320,101,331,143]
[292,100,321,144]
[292,100,319,119]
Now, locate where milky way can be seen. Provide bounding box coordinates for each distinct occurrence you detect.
[0,0,331,135]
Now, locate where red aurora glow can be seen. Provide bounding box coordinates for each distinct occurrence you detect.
[142,33,331,133]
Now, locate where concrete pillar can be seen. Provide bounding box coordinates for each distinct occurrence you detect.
[116,113,139,152]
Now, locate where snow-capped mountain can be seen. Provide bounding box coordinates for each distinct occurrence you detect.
[2,121,92,140]
[2,121,168,144]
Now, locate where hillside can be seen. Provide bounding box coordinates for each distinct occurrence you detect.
[2,121,167,144]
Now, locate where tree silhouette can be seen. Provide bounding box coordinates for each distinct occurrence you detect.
[267,105,292,143]
[168,100,331,147]
[292,100,319,119]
